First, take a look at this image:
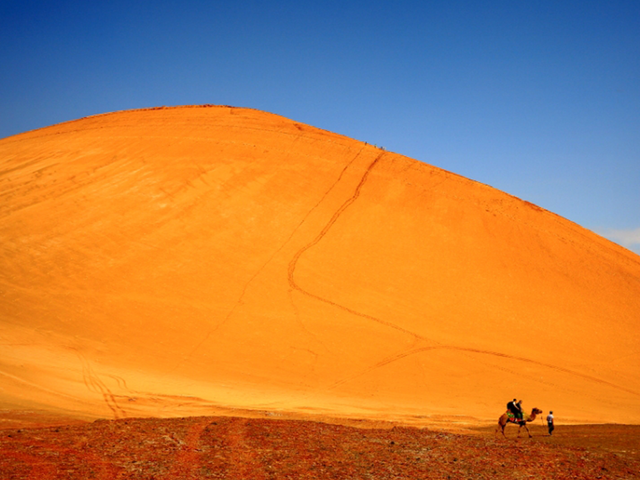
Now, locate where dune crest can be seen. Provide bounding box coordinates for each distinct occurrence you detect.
[1,105,638,425]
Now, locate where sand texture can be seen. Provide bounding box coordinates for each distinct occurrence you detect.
[1,105,639,426]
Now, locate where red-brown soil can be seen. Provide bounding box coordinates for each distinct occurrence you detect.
[1,415,638,479]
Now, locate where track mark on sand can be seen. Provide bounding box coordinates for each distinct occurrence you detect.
[176,147,367,366]
[327,344,640,397]
[287,152,431,343]
[76,350,126,419]
[287,152,383,287]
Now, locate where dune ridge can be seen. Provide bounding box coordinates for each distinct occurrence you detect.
[1,105,638,426]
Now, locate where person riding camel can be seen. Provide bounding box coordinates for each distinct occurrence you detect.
[507,398,519,418]
[506,398,524,422]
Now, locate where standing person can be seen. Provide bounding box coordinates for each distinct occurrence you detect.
[547,411,555,435]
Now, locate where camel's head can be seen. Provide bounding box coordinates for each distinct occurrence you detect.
[532,407,543,414]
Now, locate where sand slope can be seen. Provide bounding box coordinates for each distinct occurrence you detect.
[1,105,638,425]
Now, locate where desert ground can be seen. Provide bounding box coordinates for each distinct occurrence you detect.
[1,413,639,479]
[1,105,639,476]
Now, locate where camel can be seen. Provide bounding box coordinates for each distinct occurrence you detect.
[496,407,543,438]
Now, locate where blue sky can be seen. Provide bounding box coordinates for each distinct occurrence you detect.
[1,0,639,253]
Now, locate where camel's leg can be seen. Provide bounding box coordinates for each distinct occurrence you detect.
[517,422,529,438]
[496,420,508,438]
[497,416,508,439]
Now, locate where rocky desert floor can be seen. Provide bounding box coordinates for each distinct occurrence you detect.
[1,414,639,479]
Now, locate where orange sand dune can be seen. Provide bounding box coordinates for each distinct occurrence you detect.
[1,105,639,427]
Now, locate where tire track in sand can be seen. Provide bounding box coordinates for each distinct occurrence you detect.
[287,151,433,344]
[75,350,127,419]
[175,146,367,367]
[327,344,640,397]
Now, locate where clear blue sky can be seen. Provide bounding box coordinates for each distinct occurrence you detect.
[2,0,639,253]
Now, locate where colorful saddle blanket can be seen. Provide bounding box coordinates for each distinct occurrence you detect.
[506,412,524,423]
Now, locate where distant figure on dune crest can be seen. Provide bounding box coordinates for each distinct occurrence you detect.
[547,411,554,436]
[496,406,543,438]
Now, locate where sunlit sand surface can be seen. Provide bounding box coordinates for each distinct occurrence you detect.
[1,105,638,427]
